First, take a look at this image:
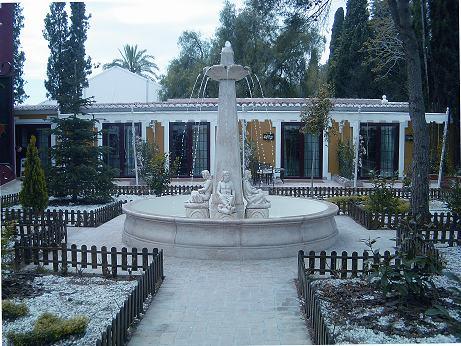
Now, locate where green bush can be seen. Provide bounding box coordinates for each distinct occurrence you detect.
[19,135,48,213]
[337,139,354,179]
[8,313,88,345]
[2,300,29,320]
[365,171,404,213]
[326,195,368,204]
[444,179,461,215]
[364,198,410,213]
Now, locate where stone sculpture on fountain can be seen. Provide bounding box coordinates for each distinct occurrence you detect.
[243,170,270,218]
[215,171,236,216]
[185,170,213,218]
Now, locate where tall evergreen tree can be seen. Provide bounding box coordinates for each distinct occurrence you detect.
[62,2,92,114]
[43,2,68,104]
[329,7,344,60]
[43,2,92,114]
[332,0,375,98]
[19,136,48,213]
[12,4,27,104]
[48,116,116,204]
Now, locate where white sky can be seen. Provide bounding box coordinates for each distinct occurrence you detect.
[13,0,346,104]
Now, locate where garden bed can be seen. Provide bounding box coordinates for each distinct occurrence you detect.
[2,272,138,345]
[309,246,460,344]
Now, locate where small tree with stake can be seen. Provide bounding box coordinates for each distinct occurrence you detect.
[19,135,48,213]
[300,84,334,192]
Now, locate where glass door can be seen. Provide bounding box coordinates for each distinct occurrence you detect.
[123,123,141,177]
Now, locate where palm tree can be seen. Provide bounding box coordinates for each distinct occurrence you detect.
[103,44,159,80]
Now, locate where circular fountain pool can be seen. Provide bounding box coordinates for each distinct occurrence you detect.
[122,195,338,260]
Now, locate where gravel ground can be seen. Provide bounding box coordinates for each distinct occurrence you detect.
[2,274,138,345]
[311,246,461,344]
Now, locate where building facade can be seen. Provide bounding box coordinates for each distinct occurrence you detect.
[14,97,448,180]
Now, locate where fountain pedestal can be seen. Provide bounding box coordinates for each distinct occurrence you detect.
[205,42,249,219]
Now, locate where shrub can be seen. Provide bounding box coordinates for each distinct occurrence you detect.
[326,195,368,204]
[19,135,48,213]
[444,179,461,215]
[337,139,354,179]
[365,171,403,213]
[367,219,445,307]
[1,221,17,274]
[2,300,29,320]
[363,198,410,213]
[7,313,88,345]
[136,138,178,196]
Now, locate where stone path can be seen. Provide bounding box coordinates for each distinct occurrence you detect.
[66,215,396,346]
[129,257,309,346]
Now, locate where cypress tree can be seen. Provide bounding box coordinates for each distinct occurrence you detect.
[332,0,375,98]
[327,7,344,88]
[43,2,68,104]
[19,136,48,213]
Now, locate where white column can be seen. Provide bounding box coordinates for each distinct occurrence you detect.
[141,121,147,141]
[162,121,169,169]
[274,120,282,168]
[398,121,407,179]
[51,123,57,147]
[210,121,216,176]
[96,122,103,147]
[350,121,360,187]
[322,133,330,179]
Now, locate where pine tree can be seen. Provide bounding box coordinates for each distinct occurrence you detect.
[13,4,27,104]
[19,136,48,213]
[332,0,375,98]
[48,116,116,204]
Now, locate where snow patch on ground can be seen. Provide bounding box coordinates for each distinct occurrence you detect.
[2,275,137,345]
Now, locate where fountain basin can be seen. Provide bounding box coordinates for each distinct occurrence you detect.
[122,195,339,260]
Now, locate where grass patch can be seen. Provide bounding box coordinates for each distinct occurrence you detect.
[7,312,88,345]
[2,300,29,320]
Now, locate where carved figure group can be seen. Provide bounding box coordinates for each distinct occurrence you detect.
[242,170,270,208]
[216,170,236,215]
[187,170,212,205]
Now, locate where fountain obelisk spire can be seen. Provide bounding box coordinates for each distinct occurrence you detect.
[205,42,249,219]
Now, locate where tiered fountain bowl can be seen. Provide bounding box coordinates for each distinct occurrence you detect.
[122,195,338,260]
[122,42,339,260]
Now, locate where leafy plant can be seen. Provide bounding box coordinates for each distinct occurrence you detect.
[1,221,17,274]
[2,300,29,320]
[366,219,445,308]
[365,170,406,213]
[135,138,178,196]
[444,179,461,215]
[19,135,48,213]
[337,139,354,179]
[7,313,88,345]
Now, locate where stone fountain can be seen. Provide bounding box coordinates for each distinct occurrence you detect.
[122,42,339,260]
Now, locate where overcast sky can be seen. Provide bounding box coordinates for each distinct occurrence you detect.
[16,0,346,104]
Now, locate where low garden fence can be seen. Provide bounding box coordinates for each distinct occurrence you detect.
[2,201,123,227]
[112,184,201,196]
[1,193,19,207]
[14,242,163,278]
[269,186,443,200]
[96,251,164,346]
[14,222,67,247]
[345,202,461,232]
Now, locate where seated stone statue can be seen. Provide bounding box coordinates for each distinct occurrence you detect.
[216,171,236,214]
[243,170,270,208]
[187,170,212,204]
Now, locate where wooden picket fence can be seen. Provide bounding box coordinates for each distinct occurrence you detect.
[2,201,123,227]
[112,184,201,196]
[14,242,162,277]
[269,186,443,200]
[96,251,164,346]
[0,193,19,207]
[345,202,461,231]
[14,222,67,247]
[297,251,332,345]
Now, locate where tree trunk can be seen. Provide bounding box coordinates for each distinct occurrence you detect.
[388,0,430,216]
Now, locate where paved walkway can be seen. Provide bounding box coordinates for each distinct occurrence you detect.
[67,214,396,346]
